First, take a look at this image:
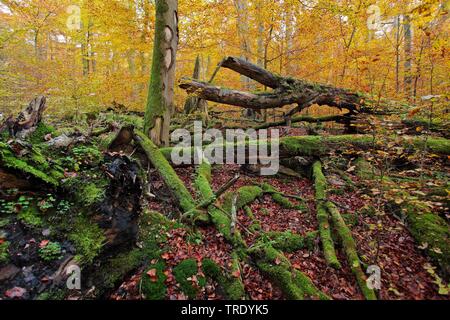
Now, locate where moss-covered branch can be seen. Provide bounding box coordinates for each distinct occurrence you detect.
[312,161,341,269]
[160,135,450,163]
[326,202,377,300]
[261,230,318,253]
[404,203,450,278]
[134,130,209,223]
[261,183,306,210]
[249,245,330,300]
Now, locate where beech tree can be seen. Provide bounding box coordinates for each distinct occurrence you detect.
[144,0,179,146]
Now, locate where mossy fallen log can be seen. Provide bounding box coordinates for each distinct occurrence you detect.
[134,130,209,223]
[222,186,263,213]
[249,244,330,300]
[326,202,377,300]
[160,135,450,163]
[203,251,245,300]
[0,141,63,186]
[312,161,341,269]
[193,163,326,299]
[404,204,450,279]
[262,230,318,253]
[261,183,306,210]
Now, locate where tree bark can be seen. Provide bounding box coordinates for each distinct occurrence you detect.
[0,96,47,137]
[404,14,413,100]
[180,56,365,115]
[144,0,179,146]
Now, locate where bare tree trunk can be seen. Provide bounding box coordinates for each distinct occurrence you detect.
[395,15,401,93]
[184,55,209,119]
[284,5,295,76]
[144,0,179,146]
[404,14,413,100]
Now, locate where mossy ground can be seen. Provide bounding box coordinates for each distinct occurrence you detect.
[173,259,206,298]
[406,206,450,277]
[202,258,245,300]
[69,217,106,264]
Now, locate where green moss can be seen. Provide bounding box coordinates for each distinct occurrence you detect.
[0,240,10,264]
[135,131,208,223]
[261,183,304,210]
[63,178,107,207]
[312,161,341,269]
[243,206,261,232]
[143,0,170,135]
[173,259,205,299]
[263,231,318,253]
[326,202,377,300]
[222,186,263,213]
[28,122,55,145]
[95,211,174,295]
[36,289,66,300]
[18,206,43,227]
[39,241,62,262]
[0,217,9,228]
[312,162,327,201]
[355,158,374,180]
[202,257,245,300]
[406,208,450,277]
[195,162,214,200]
[71,146,102,167]
[249,245,329,300]
[281,136,323,157]
[141,260,168,300]
[209,206,245,247]
[69,217,106,264]
[0,142,60,186]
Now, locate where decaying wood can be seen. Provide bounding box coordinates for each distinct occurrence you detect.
[180,56,365,115]
[0,96,47,138]
[108,126,135,153]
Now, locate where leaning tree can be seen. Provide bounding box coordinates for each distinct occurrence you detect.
[144,0,179,146]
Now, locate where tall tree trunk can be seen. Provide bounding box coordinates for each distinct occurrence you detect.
[395,15,401,94]
[284,5,295,76]
[144,0,179,146]
[234,0,251,89]
[256,0,266,120]
[404,14,413,100]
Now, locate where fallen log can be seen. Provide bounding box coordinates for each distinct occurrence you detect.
[312,161,341,269]
[313,161,377,300]
[254,114,346,130]
[159,135,450,164]
[180,56,365,115]
[193,162,329,299]
[133,129,209,224]
[326,201,377,300]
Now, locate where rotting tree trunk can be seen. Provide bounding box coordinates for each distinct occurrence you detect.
[312,162,341,269]
[160,135,450,163]
[0,96,47,138]
[179,56,366,116]
[144,0,179,146]
[313,161,377,300]
[134,129,209,224]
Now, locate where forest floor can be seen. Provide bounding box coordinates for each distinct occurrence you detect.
[111,163,448,300]
[0,113,449,300]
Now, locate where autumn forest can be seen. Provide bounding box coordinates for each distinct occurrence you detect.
[0,0,449,303]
